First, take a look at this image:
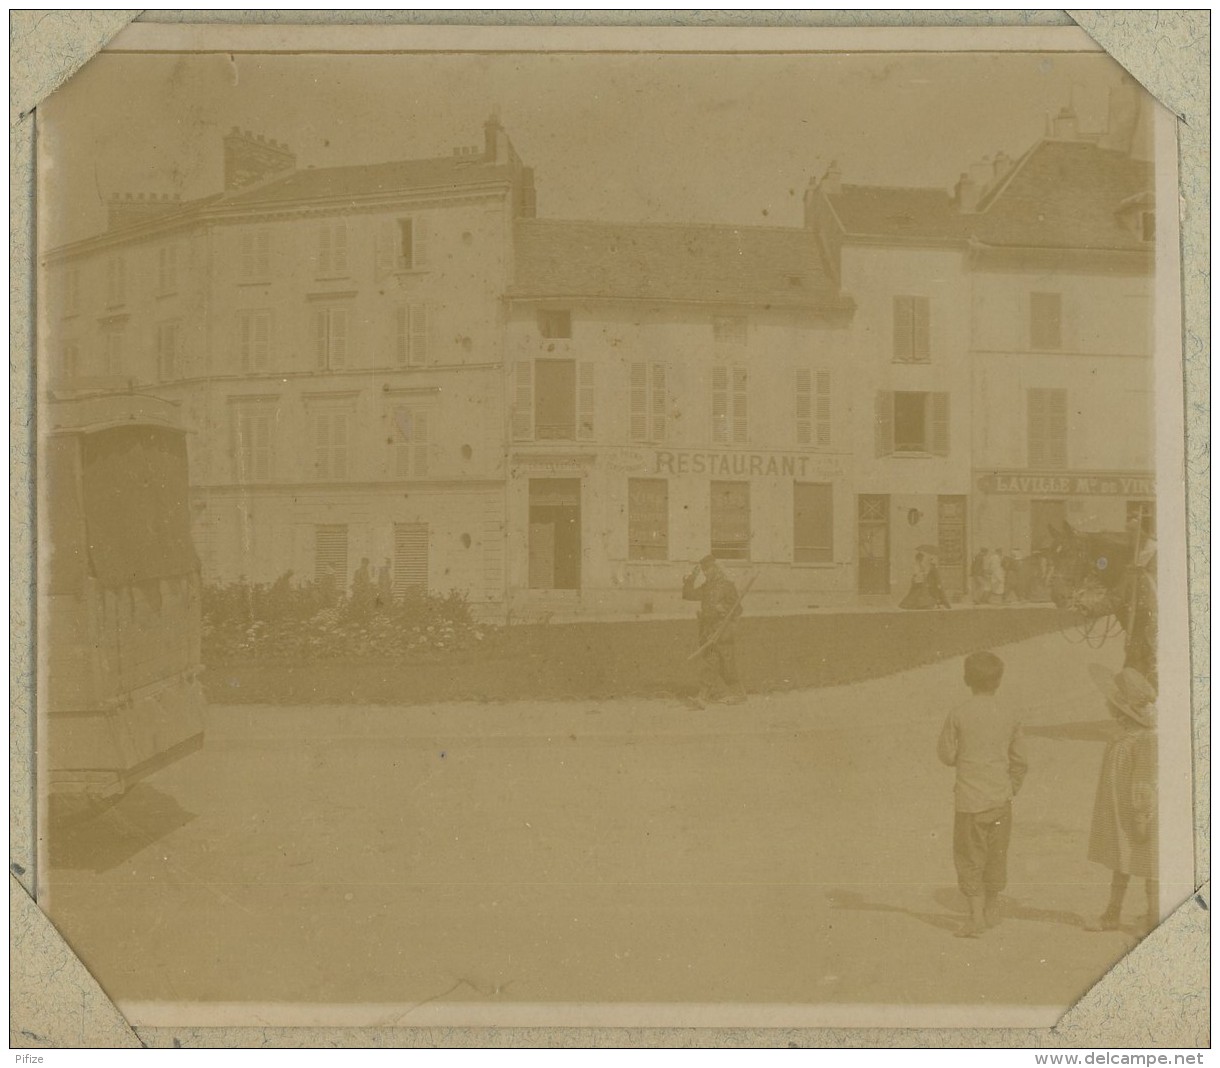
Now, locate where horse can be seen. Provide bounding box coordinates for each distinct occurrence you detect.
[1044,521,1158,690]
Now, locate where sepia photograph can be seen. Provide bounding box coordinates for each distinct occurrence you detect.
[31,23,1194,1032]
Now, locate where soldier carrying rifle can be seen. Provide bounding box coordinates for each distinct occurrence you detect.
[682,554,746,706]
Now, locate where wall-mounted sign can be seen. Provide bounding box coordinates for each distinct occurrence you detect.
[977,471,1155,497]
[654,450,843,479]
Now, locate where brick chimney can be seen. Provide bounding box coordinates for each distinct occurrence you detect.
[107,192,183,231]
[955,172,981,213]
[223,127,296,192]
[483,114,519,166]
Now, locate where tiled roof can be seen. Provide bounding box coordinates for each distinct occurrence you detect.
[509,219,847,308]
[825,140,1154,252]
[219,155,519,207]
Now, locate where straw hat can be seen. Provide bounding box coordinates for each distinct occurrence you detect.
[1088,664,1157,727]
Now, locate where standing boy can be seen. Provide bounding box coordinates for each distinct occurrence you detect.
[937,651,1029,938]
[682,554,744,705]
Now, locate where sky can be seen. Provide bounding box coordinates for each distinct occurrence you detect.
[38,48,1135,249]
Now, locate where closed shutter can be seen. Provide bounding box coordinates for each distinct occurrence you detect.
[1046,389,1067,467]
[256,231,271,278]
[312,310,328,369]
[333,222,348,275]
[731,368,748,443]
[313,411,331,478]
[629,362,647,441]
[795,367,812,445]
[395,306,408,366]
[1028,389,1046,467]
[330,309,348,368]
[930,392,950,456]
[651,363,667,442]
[240,233,255,280]
[875,391,894,457]
[315,525,349,586]
[253,312,269,370]
[711,365,729,443]
[412,217,428,268]
[409,305,429,365]
[318,224,332,275]
[578,362,595,440]
[893,296,913,360]
[512,362,533,441]
[393,523,429,592]
[815,369,832,446]
[913,298,930,361]
[332,412,349,478]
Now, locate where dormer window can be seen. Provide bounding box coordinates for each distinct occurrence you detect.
[538,310,571,340]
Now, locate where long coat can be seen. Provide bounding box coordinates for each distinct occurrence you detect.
[1087,721,1158,878]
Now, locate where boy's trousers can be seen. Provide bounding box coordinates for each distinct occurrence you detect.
[953,801,1012,897]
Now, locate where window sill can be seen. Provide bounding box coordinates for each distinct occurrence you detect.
[891,357,931,365]
[889,450,935,459]
[236,280,272,287]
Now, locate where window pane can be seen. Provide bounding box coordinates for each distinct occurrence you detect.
[534,359,576,439]
[710,481,750,560]
[794,482,833,563]
[893,392,927,451]
[628,479,668,560]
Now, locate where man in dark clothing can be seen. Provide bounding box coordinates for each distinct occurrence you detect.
[682,554,744,705]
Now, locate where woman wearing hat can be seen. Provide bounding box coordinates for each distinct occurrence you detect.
[1086,664,1159,935]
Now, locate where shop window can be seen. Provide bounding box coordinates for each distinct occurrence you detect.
[239,229,272,282]
[712,365,748,444]
[1027,388,1068,468]
[875,391,949,456]
[796,367,832,446]
[794,482,834,564]
[710,481,750,561]
[629,362,668,443]
[628,478,669,560]
[1030,292,1062,350]
[892,296,930,362]
[539,309,571,340]
[238,310,272,372]
[315,525,349,588]
[395,304,430,366]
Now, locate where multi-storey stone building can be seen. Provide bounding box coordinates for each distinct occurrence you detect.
[42,88,1158,618]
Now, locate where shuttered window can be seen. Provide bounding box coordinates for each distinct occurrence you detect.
[233,404,275,482]
[238,310,271,372]
[395,305,430,366]
[893,296,930,362]
[712,366,748,444]
[315,525,349,587]
[1028,387,1068,468]
[1030,292,1062,351]
[309,408,352,480]
[393,523,429,593]
[392,407,429,478]
[311,307,350,369]
[512,361,533,441]
[876,391,949,456]
[317,220,349,277]
[397,217,427,269]
[628,479,668,560]
[630,362,668,443]
[239,230,271,282]
[794,482,834,564]
[711,481,750,561]
[796,367,832,446]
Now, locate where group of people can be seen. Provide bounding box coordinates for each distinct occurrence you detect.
[682,552,1160,943]
[899,550,952,610]
[937,650,1158,939]
[969,546,1051,605]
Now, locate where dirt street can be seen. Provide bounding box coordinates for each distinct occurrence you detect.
[44,630,1151,1026]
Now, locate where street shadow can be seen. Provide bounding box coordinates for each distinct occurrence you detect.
[1023,720,1114,743]
[47,783,197,874]
[827,887,1089,934]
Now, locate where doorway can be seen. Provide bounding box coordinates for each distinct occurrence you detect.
[937,495,967,596]
[528,478,582,590]
[857,493,890,594]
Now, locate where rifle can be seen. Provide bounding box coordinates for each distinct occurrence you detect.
[685,570,759,661]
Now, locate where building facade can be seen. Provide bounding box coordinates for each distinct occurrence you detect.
[42,92,1157,618]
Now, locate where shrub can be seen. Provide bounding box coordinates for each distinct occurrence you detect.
[202,572,492,661]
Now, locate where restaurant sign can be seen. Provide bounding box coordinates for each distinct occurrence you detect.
[977,471,1155,497]
[654,450,843,479]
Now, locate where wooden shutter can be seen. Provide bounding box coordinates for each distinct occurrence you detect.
[893,296,912,360]
[711,365,728,443]
[578,361,595,440]
[412,409,428,476]
[913,298,930,361]
[413,217,428,267]
[330,309,348,368]
[795,367,812,445]
[1028,389,1046,467]
[315,525,349,585]
[875,391,894,457]
[254,312,269,370]
[629,362,647,441]
[815,369,832,446]
[731,367,748,444]
[395,306,408,366]
[312,310,328,369]
[930,392,950,456]
[1046,389,1067,467]
[409,305,429,365]
[240,233,255,280]
[651,363,667,442]
[393,523,429,593]
[313,411,330,478]
[332,411,349,478]
[318,224,332,275]
[256,231,271,278]
[512,362,533,441]
[333,222,348,275]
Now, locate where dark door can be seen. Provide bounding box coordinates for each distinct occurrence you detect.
[857,494,890,594]
[937,495,967,596]
[528,478,581,590]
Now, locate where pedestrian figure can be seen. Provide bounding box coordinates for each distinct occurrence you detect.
[970,548,989,605]
[1085,664,1158,936]
[376,557,393,609]
[900,551,935,609]
[937,651,1029,938]
[926,553,952,609]
[985,548,1007,604]
[352,557,374,611]
[682,554,744,706]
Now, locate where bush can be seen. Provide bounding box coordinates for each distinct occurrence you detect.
[202,572,492,661]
